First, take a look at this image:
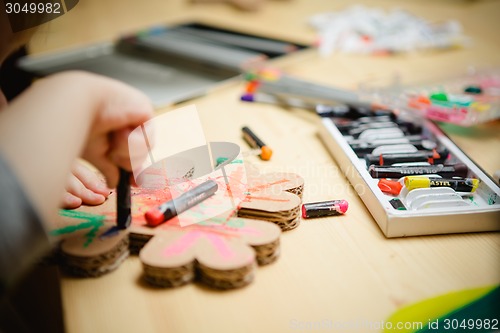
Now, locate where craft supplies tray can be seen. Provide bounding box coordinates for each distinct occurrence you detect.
[18,22,309,107]
[317,113,500,238]
[358,70,500,127]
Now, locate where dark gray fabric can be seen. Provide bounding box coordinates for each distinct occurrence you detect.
[0,155,50,297]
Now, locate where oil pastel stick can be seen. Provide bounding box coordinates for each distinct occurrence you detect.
[117,168,132,229]
[316,104,396,120]
[242,126,273,160]
[301,200,348,219]
[404,177,480,192]
[351,138,437,156]
[389,198,407,210]
[364,149,449,166]
[341,122,399,135]
[145,180,218,227]
[348,134,424,146]
[378,179,403,195]
[368,163,468,179]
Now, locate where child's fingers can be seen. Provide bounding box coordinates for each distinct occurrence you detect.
[66,173,107,205]
[61,192,82,209]
[72,161,111,197]
[91,158,120,189]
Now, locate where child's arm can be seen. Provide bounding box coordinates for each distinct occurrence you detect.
[0,71,153,291]
[0,71,153,223]
[0,72,153,272]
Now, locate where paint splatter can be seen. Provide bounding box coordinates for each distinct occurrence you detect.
[245,195,290,203]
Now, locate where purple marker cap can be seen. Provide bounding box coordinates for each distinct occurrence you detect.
[241,94,255,102]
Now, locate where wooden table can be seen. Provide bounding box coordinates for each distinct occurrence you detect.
[30,1,500,332]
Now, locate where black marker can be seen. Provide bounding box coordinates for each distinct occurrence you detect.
[242,126,273,160]
[145,180,218,227]
[117,168,132,229]
[368,163,468,179]
[364,149,449,166]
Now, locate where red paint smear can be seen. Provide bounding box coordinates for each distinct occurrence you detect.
[247,178,290,192]
[245,195,290,203]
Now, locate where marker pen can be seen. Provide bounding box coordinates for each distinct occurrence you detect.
[301,200,349,219]
[404,177,480,192]
[368,163,468,179]
[364,149,449,166]
[117,168,132,229]
[242,126,273,161]
[145,180,218,227]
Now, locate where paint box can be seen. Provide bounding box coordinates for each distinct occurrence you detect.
[318,116,500,238]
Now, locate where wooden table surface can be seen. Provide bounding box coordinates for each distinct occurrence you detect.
[30,1,500,332]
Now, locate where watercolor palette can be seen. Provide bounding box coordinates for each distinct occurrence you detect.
[317,113,500,237]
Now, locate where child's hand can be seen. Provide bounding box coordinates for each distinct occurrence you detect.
[0,71,154,223]
[79,73,154,189]
[61,160,111,209]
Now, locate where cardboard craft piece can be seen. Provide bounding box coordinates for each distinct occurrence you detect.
[56,220,129,278]
[48,170,300,286]
[247,172,304,198]
[238,172,304,230]
[139,216,281,289]
[51,210,281,289]
[238,191,301,230]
